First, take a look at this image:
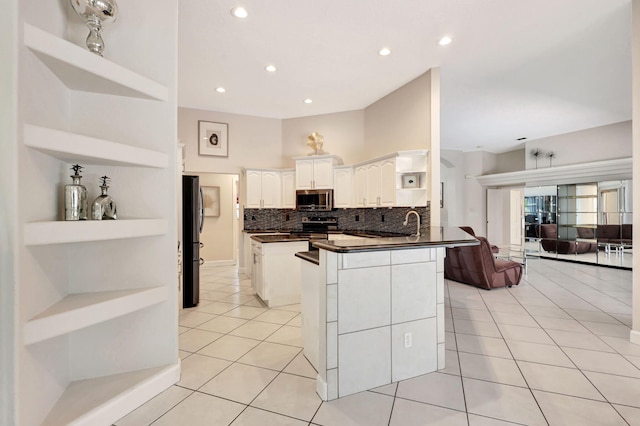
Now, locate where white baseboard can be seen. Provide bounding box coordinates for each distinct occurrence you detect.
[72,361,181,426]
[203,260,236,267]
[630,329,640,346]
[316,374,328,401]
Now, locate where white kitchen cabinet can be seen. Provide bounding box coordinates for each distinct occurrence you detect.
[365,162,381,207]
[379,158,396,206]
[364,158,396,207]
[354,165,367,207]
[10,11,179,426]
[333,166,353,208]
[294,155,342,189]
[353,151,428,208]
[395,151,429,207]
[251,239,309,307]
[245,169,282,208]
[281,169,296,208]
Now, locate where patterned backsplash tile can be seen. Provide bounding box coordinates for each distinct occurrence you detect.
[243,205,430,233]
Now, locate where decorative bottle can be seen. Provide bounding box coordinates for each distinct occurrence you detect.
[92,175,117,220]
[64,164,88,220]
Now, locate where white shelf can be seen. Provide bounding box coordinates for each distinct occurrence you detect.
[24,124,168,168]
[41,363,180,426]
[398,187,427,191]
[23,23,168,101]
[24,219,167,246]
[24,287,167,345]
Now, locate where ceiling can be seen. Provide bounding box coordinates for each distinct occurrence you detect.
[178,0,632,153]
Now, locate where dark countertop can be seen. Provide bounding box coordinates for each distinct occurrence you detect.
[295,251,320,265]
[251,234,310,243]
[313,227,479,253]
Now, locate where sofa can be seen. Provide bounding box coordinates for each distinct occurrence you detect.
[577,224,632,247]
[444,236,522,290]
[538,224,597,254]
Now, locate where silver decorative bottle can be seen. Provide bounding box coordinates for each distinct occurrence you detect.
[92,175,117,220]
[69,0,118,57]
[64,164,88,220]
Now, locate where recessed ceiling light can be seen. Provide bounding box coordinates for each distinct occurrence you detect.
[231,7,248,18]
[304,98,313,104]
[265,65,277,72]
[378,47,391,56]
[437,36,453,46]
[216,87,226,93]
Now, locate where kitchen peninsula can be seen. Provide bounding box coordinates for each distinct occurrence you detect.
[297,227,477,400]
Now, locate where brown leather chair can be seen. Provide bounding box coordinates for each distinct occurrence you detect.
[444,236,523,290]
[459,226,499,253]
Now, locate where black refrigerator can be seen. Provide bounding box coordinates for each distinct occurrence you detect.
[182,175,204,308]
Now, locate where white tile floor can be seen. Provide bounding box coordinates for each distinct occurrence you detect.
[115,259,639,426]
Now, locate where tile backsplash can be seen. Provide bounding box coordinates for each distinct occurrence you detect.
[243,205,430,233]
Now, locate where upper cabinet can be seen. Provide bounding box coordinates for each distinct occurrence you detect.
[294,155,343,189]
[281,170,296,209]
[333,166,353,208]
[246,169,282,209]
[353,151,429,208]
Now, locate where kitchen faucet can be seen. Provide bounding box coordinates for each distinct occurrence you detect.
[403,210,421,236]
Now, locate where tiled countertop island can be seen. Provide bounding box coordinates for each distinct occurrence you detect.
[298,227,478,401]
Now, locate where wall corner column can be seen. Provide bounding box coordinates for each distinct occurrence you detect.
[631,0,640,345]
[429,68,441,227]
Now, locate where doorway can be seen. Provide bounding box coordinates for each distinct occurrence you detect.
[191,172,240,265]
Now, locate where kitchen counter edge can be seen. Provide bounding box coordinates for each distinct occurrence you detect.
[312,227,479,253]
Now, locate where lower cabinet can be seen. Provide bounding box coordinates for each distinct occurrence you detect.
[251,240,309,307]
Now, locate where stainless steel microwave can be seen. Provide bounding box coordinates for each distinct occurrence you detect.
[296,189,333,211]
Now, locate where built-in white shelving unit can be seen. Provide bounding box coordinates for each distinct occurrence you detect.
[24,124,168,168]
[13,7,179,425]
[23,23,168,101]
[24,287,167,345]
[41,364,179,426]
[24,219,167,245]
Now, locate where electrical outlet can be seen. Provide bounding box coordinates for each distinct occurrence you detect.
[404,332,412,348]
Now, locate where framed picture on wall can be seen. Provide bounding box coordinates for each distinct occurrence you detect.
[198,121,229,157]
[202,186,220,217]
[402,174,419,188]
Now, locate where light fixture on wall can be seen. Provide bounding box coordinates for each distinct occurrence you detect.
[378,47,391,56]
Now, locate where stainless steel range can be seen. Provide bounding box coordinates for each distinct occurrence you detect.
[291,217,338,250]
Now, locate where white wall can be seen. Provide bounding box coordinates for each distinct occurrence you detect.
[440,151,465,227]
[494,149,525,173]
[631,0,639,345]
[179,107,284,174]
[195,173,237,263]
[0,0,16,423]
[281,110,365,166]
[364,71,432,160]
[525,121,631,169]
